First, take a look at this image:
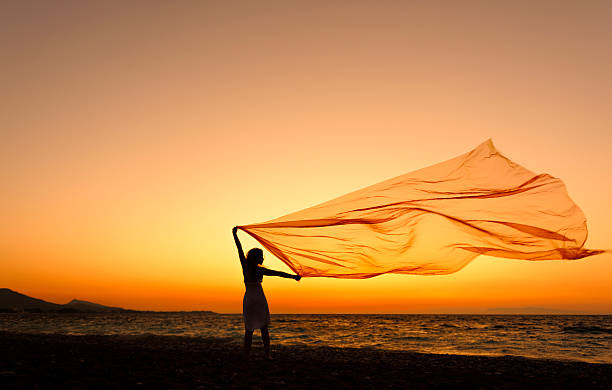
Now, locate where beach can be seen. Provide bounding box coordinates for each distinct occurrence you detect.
[0,332,610,389]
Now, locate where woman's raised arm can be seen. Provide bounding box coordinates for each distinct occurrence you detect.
[232,226,246,269]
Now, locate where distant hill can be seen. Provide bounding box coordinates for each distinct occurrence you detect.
[0,288,63,312]
[0,288,130,313]
[63,299,125,312]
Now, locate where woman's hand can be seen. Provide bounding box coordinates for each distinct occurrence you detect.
[293,274,302,281]
[232,226,238,235]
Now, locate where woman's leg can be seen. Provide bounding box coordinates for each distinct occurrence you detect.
[261,326,271,358]
[244,329,253,357]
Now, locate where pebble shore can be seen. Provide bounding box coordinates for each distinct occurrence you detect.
[0,331,610,389]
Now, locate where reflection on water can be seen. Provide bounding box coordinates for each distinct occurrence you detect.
[1,313,610,363]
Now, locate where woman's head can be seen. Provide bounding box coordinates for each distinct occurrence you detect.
[246,248,263,267]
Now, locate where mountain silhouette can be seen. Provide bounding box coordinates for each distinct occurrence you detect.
[0,288,62,312]
[64,299,124,312]
[0,288,129,313]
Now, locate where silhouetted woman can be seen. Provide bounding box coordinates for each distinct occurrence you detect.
[232,226,300,359]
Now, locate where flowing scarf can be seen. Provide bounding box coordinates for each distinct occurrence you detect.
[238,140,603,278]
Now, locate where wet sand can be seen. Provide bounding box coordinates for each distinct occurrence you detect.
[0,331,610,389]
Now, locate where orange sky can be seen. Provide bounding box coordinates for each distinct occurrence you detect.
[1,1,611,313]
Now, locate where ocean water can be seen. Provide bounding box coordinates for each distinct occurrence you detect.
[1,313,610,364]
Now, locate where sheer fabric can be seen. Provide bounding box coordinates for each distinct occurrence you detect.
[238,140,602,278]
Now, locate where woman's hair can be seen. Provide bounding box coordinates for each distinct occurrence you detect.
[246,248,263,268]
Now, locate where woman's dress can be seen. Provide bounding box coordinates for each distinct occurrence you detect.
[243,278,270,331]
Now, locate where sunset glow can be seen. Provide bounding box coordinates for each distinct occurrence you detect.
[2,1,611,313]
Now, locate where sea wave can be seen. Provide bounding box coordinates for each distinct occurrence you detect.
[562,326,612,334]
[1,313,611,363]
